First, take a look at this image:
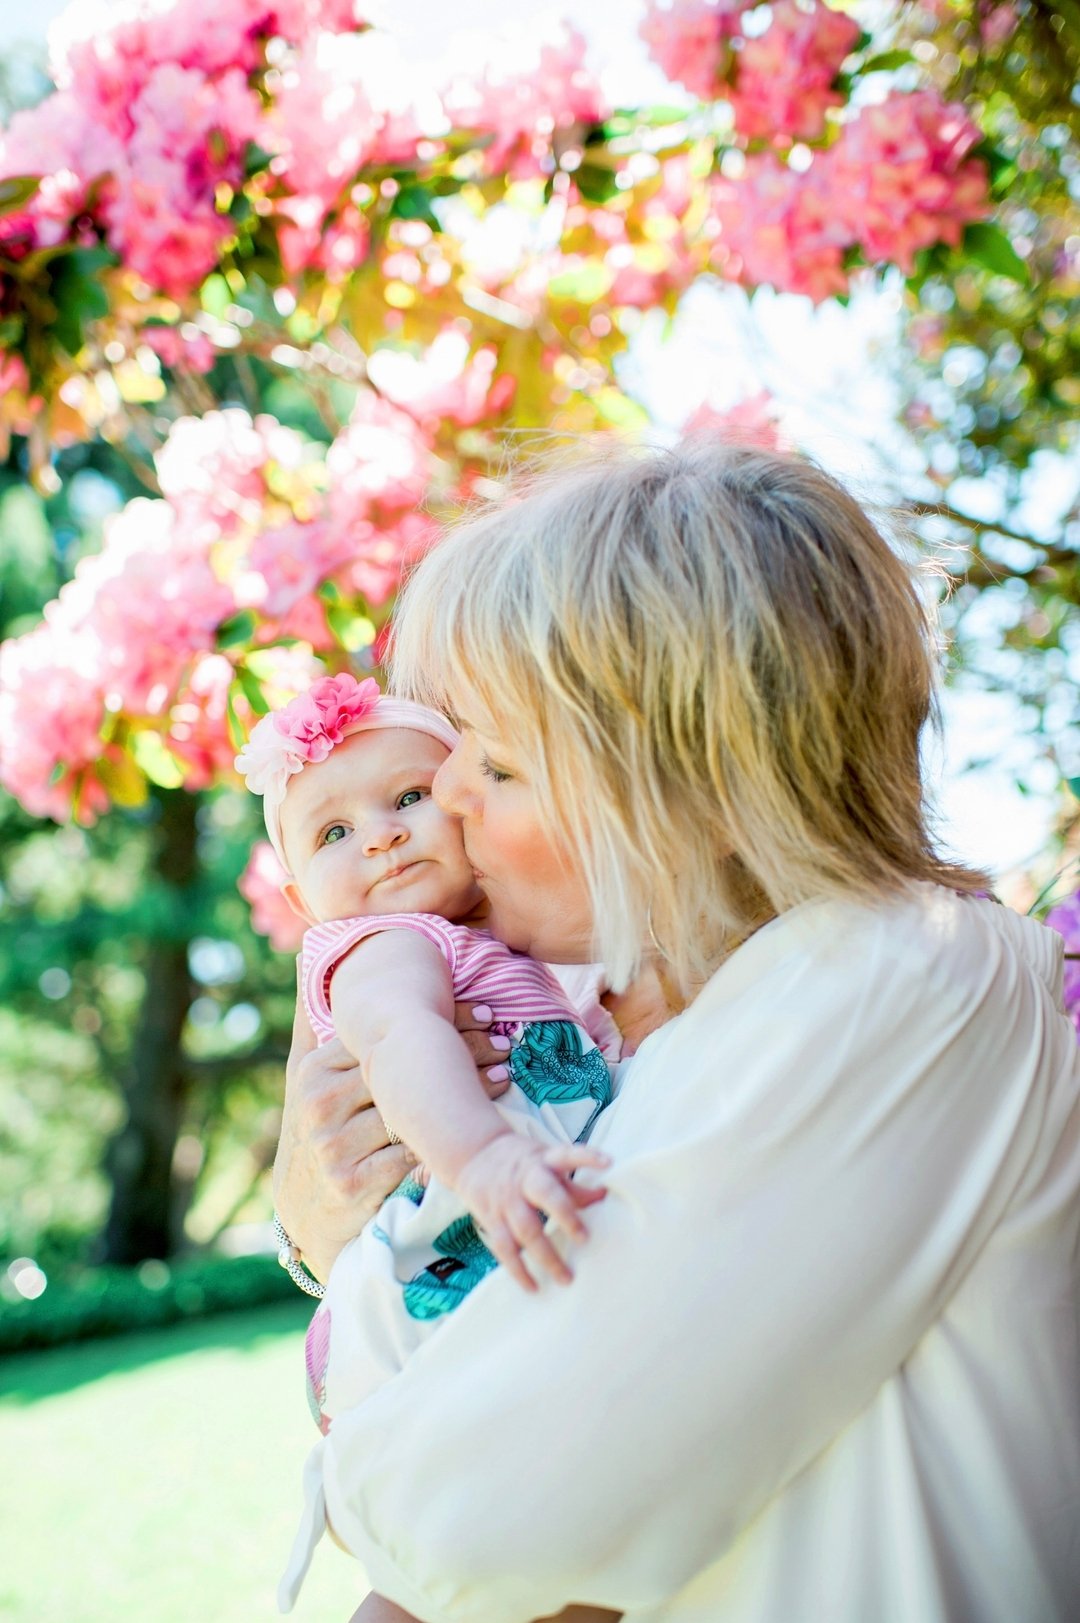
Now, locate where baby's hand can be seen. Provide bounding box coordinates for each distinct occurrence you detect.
[453,1134,610,1292]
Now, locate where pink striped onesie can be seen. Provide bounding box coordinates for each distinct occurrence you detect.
[299,911,618,1437]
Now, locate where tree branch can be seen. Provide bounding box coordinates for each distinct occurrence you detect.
[903,498,1073,554]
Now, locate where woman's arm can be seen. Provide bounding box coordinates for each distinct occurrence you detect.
[313,898,1071,1622]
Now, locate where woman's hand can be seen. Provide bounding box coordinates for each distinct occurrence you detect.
[273,962,418,1283]
[273,974,516,1283]
[452,1000,515,1092]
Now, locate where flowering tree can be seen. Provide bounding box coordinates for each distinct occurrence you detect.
[0,0,1064,1260]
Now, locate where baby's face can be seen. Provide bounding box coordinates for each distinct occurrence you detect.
[279,728,483,926]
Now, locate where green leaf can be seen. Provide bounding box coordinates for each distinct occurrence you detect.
[961,222,1029,285]
[234,663,270,715]
[225,687,246,753]
[1067,777,1080,801]
[859,49,915,73]
[200,272,232,319]
[575,163,622,204]
[244,143,274,179]
[0,175,40,214]
[548,261,614,304]
[131,731,186,790]
[216,610,258,649]
[391,186,441,231]
[0,315,24,347]
[594,387,649,432]
[326,603,376,653]
[48,247,115,356]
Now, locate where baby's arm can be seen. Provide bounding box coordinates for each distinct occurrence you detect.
[329,929,608,1289]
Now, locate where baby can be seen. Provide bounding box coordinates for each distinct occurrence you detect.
[236,673,617,1610]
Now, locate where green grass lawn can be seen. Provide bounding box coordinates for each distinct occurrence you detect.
[0,1300,370,1623]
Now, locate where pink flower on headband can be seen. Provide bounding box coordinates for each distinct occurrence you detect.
[236,673,380,804]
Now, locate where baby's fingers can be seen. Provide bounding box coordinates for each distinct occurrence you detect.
[510,1200,574,1286]
[543,1144,611,1173]
[521,1166,590,1248]
[483,1220,537,1293]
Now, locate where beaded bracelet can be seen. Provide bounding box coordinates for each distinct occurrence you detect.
[273,1212,326,1300]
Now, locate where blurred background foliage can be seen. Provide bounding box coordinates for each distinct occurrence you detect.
[0,0,1077,1316]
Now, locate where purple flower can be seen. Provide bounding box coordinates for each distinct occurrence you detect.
[1045,892,1080,1039]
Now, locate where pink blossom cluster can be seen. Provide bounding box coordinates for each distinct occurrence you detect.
[1046,893,1080,1041]
[238,839,307,950]
[0,401,437,822]
[728,2,861,144]
[367,327,516,430]
[638,0,738,102]
[710,92,989,301]
[442,19,605,179]
[639,0,859,142]
[0,0,373,301]
[682,392,788,452]
[156,408,310,539]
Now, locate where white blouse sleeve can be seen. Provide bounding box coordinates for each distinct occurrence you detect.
[318,891,1075,1622]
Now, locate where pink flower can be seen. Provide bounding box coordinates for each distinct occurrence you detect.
[51,497,235,716]
[683,392,787,452]
[142,325,217,374]
[244,518,358,618]
[709,153,849,302]
[326,391,434,521]
[269,32,381,216]
[367,328,513,429]
[821,91,990,274]
[238,840,307,952]
[102,63,262,298]
[0,620,108,822]
[235,672,380,801]
[156,410,308,539]
[0,91,122,248]
[49,0,367,132]
[1045,893,1080,1041]
[639,0,738,101]
[341,508,441,608]
[728,1,861,143]
[165,652,242,789]
[441,19,605,179]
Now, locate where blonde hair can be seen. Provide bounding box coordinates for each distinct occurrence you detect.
[390,441,986,995]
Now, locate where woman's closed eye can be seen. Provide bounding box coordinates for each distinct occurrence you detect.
[479,755,512,784]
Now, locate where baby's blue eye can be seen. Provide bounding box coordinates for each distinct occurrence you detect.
[398,789,426,809]
[322,824,348,845]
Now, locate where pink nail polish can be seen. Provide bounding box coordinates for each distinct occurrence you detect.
[490,1034,511,1052]
[472,1004,493,1023]
[486,1064,509,1082]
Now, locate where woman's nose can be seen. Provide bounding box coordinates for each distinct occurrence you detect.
[433,749,466,816]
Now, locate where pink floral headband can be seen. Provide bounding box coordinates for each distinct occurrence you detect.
[235,672,459,873]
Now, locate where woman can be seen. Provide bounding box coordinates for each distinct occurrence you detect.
[273,443,1080,1622]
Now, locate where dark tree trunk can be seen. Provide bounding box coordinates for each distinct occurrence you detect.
[101,788,199,1264]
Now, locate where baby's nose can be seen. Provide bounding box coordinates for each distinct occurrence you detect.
[362,818,407,854]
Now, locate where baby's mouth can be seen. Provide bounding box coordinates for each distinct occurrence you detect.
[374,860,421,887]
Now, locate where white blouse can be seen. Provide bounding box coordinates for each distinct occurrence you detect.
[315,885,1080,1622]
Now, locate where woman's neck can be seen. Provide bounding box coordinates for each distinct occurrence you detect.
[601,959,687,1056]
